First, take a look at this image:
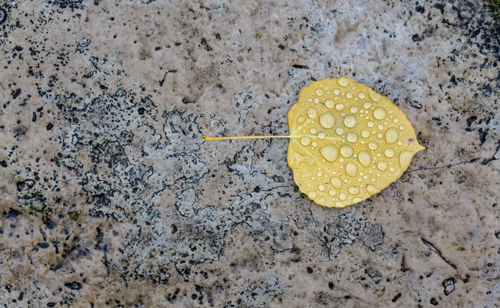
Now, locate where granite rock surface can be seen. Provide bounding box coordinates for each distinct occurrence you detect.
[0,0,499,307]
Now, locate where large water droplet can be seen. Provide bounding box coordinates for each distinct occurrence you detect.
[373,107,386,120]
[330,177,342,188]
[348,186,359,195]
[346,132,358,143]
[344,115,357,128]
[301,137,311,146]
[345,162,357,176]
[358,151,372,167]
[363,102,372,109]
[336,127,344,135]
[361,129,370,138]
[340,145,354,158]
[385,128,398,144]
[377,161,387,171]
[318,184,326,192]
[368,141,378,150]
[319,112,335,128]
[358,92,366,99]
[315,88,324,96]
[318,132,326,139]
[339,192,347,200]
[328,190,336,196]
[368,89,381,101]
[399,151,413,168]
[308,191,317,199]
[384,148,395,158]
[366,184,378,194]
[307,107,319,119]
[333,89,341,95]
[335,103,344,111]
[325,99,334,108]
[297,116,305,124]
[338,77,349,87]
[320,145,338,162]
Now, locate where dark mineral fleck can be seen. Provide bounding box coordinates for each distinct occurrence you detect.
[392,292,402,302]
[64,282,83,290]
[7,209,20,218]
[38,243,49,249]
[0,7,6,24]
[442,278,455,296]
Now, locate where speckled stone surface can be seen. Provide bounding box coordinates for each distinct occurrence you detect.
[0,0,499,307]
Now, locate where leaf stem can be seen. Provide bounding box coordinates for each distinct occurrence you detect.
[203,135,344,141]
[203,135,290,141]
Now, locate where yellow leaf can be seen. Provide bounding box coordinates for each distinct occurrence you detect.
[204,77,424,208]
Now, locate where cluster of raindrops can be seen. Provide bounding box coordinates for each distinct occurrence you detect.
[289,77,422,207]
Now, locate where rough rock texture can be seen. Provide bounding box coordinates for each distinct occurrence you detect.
[0,0,498,307]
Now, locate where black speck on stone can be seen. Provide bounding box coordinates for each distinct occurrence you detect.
[138,107,145,115]
[430,298,438,305]
[7,209,20,218]
[442,278,455,296]
[466,116,477,127]
[392,292,402,302]
[415,6,425,13]
[47,302,55,307]
[14,45,23,51]
[64,282,82,290]
[478,128,488,144]
[0,160,7,167]
[45,218,55,229]
[191,294,197,300]
[46,123,53,130]
[434,3,445,14]
[0,7,6,24]
[412,34,422,42]
[306,267,313,273]
[328,282,334,290]
[409,100,422,109]
[11,88,21,99]
[182,96,195,104]
[38,242,49,249]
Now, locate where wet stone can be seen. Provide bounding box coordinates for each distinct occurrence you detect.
[0,1,497,307]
